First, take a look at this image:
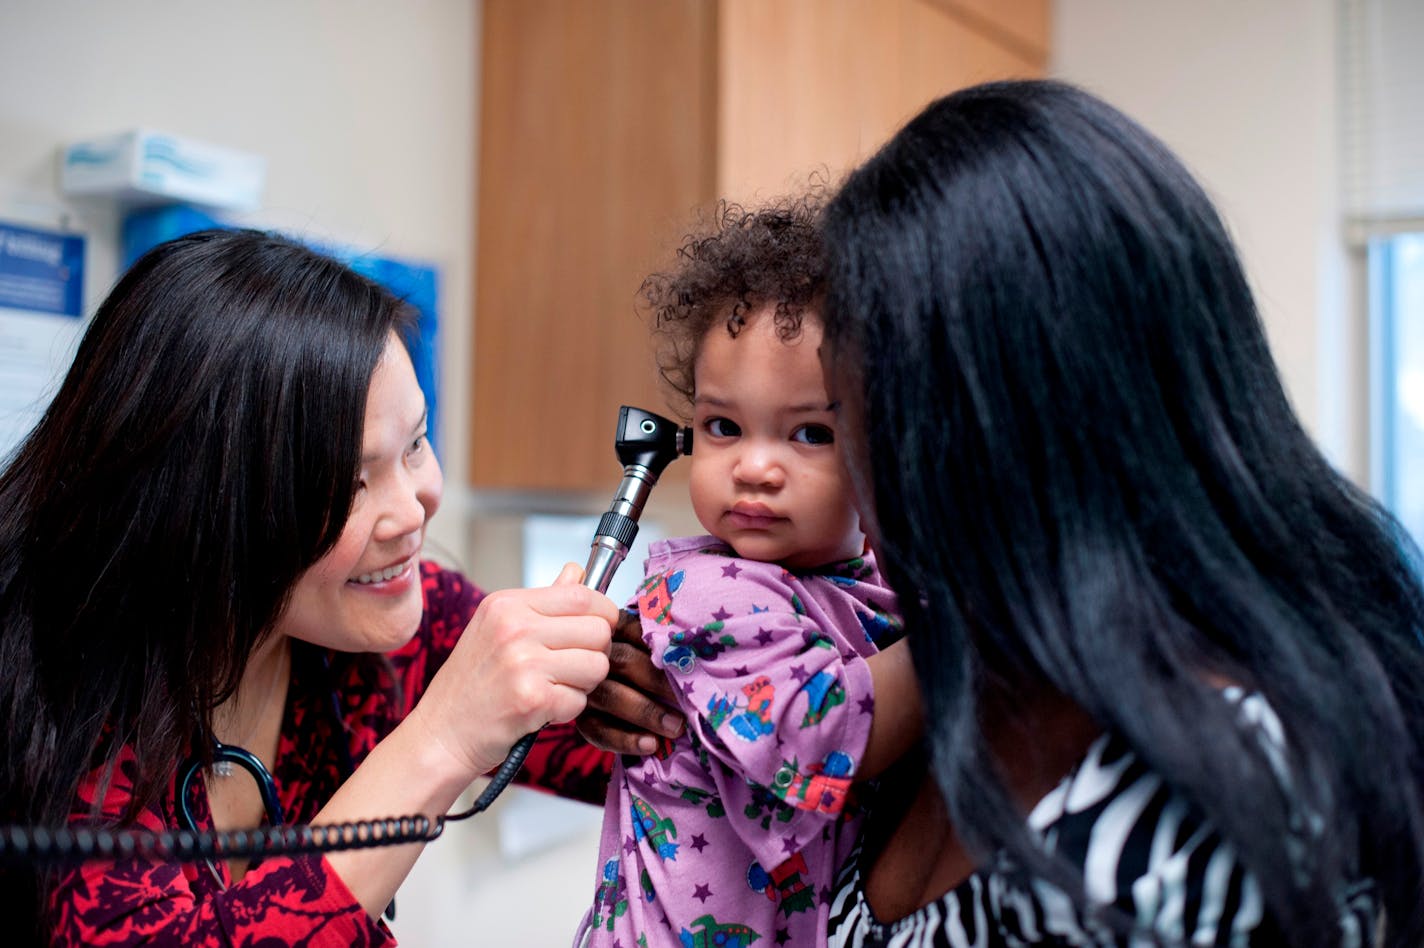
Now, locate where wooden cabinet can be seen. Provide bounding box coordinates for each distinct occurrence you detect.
[471,0,1048,492]
[715,0,1048,201]
[472,1,717,492]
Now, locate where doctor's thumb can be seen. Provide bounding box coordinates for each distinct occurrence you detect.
[553,561,585,586]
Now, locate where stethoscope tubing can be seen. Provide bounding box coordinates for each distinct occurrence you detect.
[176,740,285,890]
[177,741,286,835]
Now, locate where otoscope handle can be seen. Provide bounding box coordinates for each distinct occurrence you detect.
[462,407,690,818]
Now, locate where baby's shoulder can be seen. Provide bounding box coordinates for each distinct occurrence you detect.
[644,536,784,584]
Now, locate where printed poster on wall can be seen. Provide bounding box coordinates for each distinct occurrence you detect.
[0,220,86,464]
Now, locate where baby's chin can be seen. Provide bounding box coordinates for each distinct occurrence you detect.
[777,541,868,572]
[715,533,775,561]
[723,538,803,569]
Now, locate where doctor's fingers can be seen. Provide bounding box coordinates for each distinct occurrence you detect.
[497,646,610,720]
[474,590,615,653]
[525,612,615,654]
[538,586,619,627]
[540,683,603,728]
[537,644,612,695]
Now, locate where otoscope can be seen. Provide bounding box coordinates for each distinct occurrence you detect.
[473,405,693,810]
[0,405,691,867]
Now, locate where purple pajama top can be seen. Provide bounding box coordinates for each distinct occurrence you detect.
[578,535,901,948]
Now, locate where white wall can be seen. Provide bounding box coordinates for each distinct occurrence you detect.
[1053,0,1363,478]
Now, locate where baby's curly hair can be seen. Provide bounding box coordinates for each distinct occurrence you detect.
[642,188,827,417]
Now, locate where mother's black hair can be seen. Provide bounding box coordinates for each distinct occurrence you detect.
[0,228,410,925]
[822,79,1424,944]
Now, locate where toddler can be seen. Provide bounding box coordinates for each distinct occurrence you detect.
[576,195,904,948]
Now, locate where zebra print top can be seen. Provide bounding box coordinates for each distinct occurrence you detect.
[826,692,1380,947]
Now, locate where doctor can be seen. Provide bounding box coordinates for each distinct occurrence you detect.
[0,227,677,946]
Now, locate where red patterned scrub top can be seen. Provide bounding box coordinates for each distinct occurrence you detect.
[48,562,613,946]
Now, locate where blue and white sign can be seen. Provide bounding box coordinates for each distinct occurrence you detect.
[0,222,85,318]
[0,221,87,465]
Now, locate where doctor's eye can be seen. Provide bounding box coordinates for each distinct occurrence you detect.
[792,423,834,446]
[704,417,741,439]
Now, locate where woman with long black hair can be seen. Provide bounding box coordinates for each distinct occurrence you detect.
[0,229,664,945]
[819,80,1424,945]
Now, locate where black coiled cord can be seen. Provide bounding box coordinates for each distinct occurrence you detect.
[0,740,529,867]
[0,815,436,867]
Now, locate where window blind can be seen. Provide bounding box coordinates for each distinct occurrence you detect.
[1341,0,1424,227]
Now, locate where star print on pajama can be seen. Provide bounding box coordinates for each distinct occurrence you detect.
[578,535,902,948]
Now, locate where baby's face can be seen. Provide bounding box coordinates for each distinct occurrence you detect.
[688,306,864,569]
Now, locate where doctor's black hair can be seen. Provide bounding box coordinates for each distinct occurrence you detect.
[641,187,827,417]
[821,79,1424,945]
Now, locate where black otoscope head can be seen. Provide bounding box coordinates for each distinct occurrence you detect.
[583,406,692,594]
[615,406,693,473]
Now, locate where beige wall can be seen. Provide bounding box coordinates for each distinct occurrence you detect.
[1053,0,1361,478]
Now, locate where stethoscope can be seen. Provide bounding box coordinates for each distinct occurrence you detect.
[178,742,286,832]
[175,654,374,907]
[176,740,286,893]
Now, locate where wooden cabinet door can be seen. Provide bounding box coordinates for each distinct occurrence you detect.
[472,0,716,491]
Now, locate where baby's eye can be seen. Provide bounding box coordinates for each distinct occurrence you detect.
[792,424,835,446]
[704,417,741,438]
[409,433,427,455]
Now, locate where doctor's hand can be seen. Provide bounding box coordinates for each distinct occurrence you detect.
[576,608,684,755]
[405,563,616,782]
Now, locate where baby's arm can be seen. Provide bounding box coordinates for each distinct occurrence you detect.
[639,555,876,843]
